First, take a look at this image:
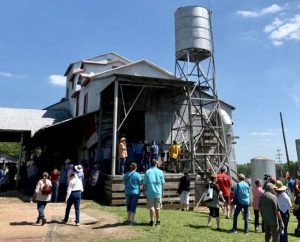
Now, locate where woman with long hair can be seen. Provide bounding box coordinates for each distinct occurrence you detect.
[31,172,52,225]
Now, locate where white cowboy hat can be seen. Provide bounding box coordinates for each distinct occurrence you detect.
[74,165,83,172]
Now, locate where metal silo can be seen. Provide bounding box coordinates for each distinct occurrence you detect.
[175,6,212,61]
[295,139,300,162]
[251,156,276,185]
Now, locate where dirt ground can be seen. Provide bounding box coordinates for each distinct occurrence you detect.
[0,191,136,242]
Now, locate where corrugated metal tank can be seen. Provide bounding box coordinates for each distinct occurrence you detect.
[251,156,276,185]
[295,139,300,162]
[175,6,212,61]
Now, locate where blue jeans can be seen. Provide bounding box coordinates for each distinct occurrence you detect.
[126,194,139,213]
[280,210,289,242]
[37,201,48,220]
[119,157,126,174]
[51,181,59,202]
[143,154,150,171]
[64,191,81,224]
[232,203,249,233]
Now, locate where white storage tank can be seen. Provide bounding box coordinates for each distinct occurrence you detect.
[251,156,276,185]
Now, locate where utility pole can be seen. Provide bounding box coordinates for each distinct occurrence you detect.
[276,148,283,178]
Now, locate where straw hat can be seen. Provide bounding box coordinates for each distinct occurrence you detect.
[64,158,71,164]
[275,180,287,191]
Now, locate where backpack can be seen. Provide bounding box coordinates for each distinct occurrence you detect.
[41,181,52,195]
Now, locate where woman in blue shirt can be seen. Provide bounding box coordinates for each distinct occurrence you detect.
[123,162,142,225]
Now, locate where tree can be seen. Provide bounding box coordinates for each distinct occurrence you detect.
[0,142,20,158]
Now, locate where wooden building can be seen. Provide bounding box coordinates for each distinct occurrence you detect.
[0,52,236,206]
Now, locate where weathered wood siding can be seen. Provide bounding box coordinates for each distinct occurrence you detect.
[103,173,196,206]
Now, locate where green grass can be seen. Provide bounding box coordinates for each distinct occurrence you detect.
[84,203,300,242]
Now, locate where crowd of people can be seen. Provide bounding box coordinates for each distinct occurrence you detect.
[117,137,189,175]
[31,159,87,226]
[0,161,18,195]
[200,170,300,241]
[2,138,300,241]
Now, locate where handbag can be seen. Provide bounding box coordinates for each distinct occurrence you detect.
[293,208,300,216]
[203,183,214,202]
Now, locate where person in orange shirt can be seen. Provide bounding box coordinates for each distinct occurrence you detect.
[118,137,128,174]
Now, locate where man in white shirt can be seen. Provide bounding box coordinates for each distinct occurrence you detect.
[62,173,83,226]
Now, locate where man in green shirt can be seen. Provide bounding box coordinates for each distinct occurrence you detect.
[259,183,284,242]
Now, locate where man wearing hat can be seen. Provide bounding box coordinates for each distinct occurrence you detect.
[217,167,232,218]
[118,137,128,175]
[259,183,284,242]
[275,180,292,242]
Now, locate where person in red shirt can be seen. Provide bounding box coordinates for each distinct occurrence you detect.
[217,167,232,218]
[50,168,60,202]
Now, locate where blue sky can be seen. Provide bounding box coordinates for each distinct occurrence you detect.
[1,0,300,164]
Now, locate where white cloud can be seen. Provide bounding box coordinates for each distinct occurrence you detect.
[265,15,300,46]
[237,4,283,18]
[272,40,283,46]
[250,131,274,136]
[236,11,259,18]
[260,4,282,15]
[264,18,284,32]
[0,71,26,78]
[49,74,66,86]
[0,72,13,77]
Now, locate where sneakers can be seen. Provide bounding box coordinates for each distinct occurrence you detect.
[155,221,160,227]
[148,221,154,227]
[229,229,237,233]
[75,223,80,226]
[123,220,131,225]
[255,226,259,232]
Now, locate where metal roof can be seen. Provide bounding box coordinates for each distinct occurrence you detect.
[0,108,71,141]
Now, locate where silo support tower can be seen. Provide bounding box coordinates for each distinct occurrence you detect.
[173,6,235,178]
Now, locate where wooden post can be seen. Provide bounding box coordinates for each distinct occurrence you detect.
[111,79,119,176]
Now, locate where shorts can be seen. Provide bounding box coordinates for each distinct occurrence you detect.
[208,207,220,218]
[180,191,190,205]
[147,197,162,209]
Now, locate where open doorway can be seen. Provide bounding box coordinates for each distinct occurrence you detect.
[119,110,144,143]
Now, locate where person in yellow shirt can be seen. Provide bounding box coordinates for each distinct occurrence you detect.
[169,141,181,173]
